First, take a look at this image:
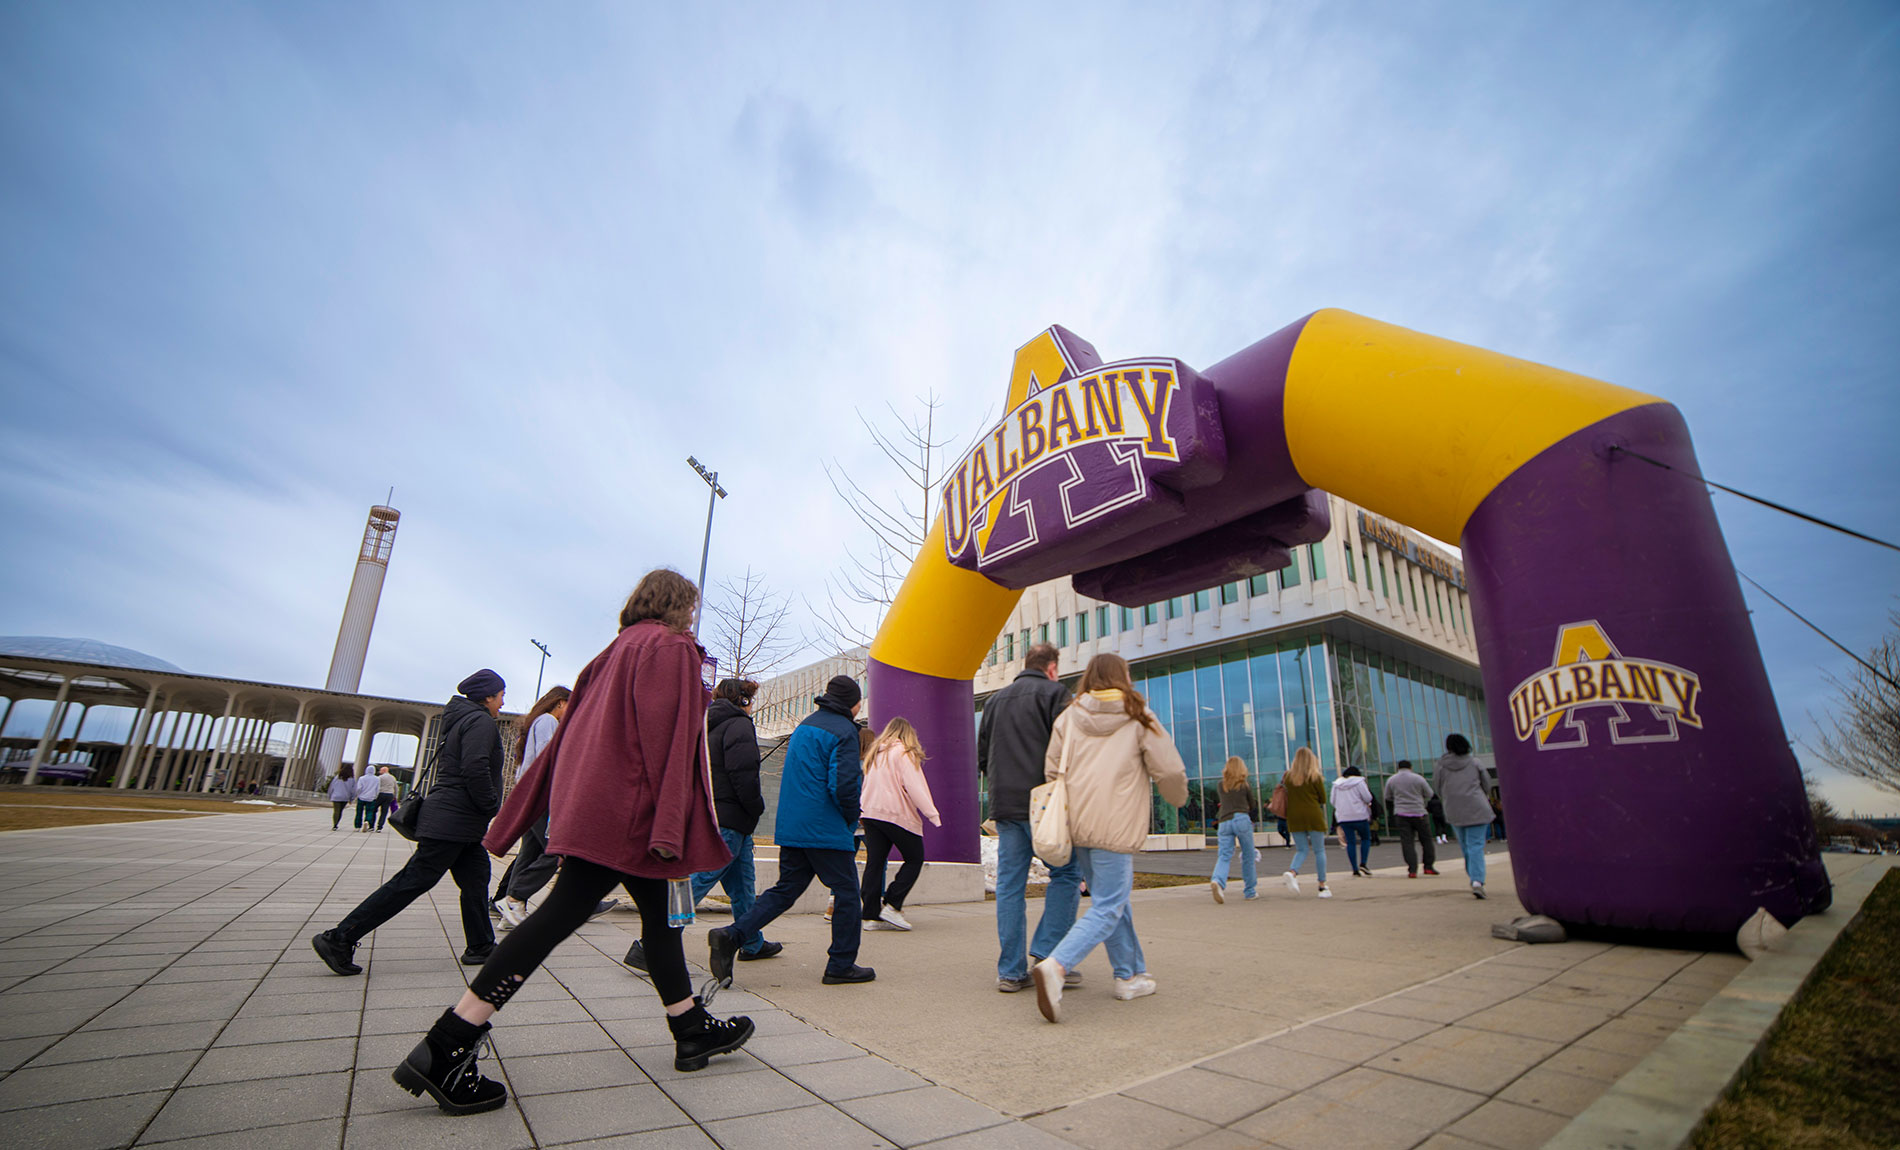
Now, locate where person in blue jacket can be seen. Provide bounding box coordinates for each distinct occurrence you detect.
[709,675,874,986]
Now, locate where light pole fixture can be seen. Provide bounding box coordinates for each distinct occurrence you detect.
[530,639,551,700]
[687,456,728,636]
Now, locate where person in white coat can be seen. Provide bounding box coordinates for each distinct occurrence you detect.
[1330,767,1376,876]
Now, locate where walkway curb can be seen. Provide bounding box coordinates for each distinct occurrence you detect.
[1545,855,1898,1150]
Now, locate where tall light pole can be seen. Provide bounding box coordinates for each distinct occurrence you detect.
[530,639,551,699]
[687,456,728,636]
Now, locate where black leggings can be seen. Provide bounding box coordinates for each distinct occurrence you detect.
[331,801,348,828]
[861,817,925,918]
[469,857,691,1010]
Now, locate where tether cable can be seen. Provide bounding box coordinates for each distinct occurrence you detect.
[1735,570,1900,692]
[1609,445,1899,553]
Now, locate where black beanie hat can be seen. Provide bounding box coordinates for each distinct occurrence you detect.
[816,674,862,710]
[458,668,506,701]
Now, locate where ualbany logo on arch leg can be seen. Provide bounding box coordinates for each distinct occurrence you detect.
[1507,621,1704,750]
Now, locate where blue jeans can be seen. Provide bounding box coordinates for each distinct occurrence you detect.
[691,828,765,954]
[1049,848,1144,981]
[1211,813,1257,896]
[1340,820,1371,872]
[1288,829,1328,883]
[995,819,1083,981]
[1454,824,1488,885]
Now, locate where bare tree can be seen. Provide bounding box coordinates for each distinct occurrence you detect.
[1807,610,1900,797]
[704,568,803,680]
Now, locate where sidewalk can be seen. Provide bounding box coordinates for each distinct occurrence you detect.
[0,806,1841,1149]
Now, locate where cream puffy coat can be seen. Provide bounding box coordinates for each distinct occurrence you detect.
[1044,692,1189,853]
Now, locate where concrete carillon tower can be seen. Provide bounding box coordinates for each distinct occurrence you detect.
[316,503,400,778]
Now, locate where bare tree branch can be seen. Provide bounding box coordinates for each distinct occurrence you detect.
[1804,609,1900,799]
[704,568,804,680]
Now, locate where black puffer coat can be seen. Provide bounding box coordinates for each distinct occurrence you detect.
[977,669,1072,822]
[707,699,765,836]
[415,696,503,843]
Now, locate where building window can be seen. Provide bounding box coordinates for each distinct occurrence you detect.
[1220,582,1240,605]
[987,643,998,667]
[1249,573,1273,596]
[1142,603,1160,626]
[1020,628,1031,655]
[1378,554,1390,599]
[1074,613,1088,642]
[1120,605,1137,631]
[1308,543,1327,581]
[1281,552,1302,588]
[1193,589,1211,612]
[1343,546,1356,584]
[1037,623,1049,645]
[1097,606,1112,636]
[1167,597,1185,619]
[1055,617,1069,646]
[1003,633,1014,661]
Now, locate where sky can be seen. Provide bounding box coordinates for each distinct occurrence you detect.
[1,2,1895,810]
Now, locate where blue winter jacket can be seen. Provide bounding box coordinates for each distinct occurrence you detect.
[773,701,863,851]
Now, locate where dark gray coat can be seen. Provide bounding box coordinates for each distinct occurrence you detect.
[415,697,503,843]
[977,669,1072,822]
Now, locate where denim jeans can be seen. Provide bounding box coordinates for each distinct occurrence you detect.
[994,819,1082,982]
[691,828,764,954]
[1211,813,1257,896]
[1288,829,1328,883]
[1339,819,1371,872]
[1049,848,1144,981]
[1454,824,1488,884]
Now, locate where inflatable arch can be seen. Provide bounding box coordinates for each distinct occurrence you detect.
[866,310,1831,937]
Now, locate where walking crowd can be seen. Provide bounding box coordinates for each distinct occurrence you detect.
[308,570,1501,1117]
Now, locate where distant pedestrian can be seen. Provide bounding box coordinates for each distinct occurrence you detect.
[354,766,381,831]
[389,570,752,1116]
[709,674,874,987]
[1331,766,1375,877]
[1275,815,1291,847]
[1031,653,1188,1022]
[375,766,399,831]
[1208,756,1258,903]
[313,669,508,979]
[978,643,1083,994]
[327,767,355,830]
[1383,760,1437,878]
[1490,787,1507,841]
[1434,734,1496,899]
[1280,747,1331,898]
[858,717,941,932]
[495,685,571,928]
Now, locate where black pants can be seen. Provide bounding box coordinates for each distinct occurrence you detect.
[332,838,495,950]
[734,846,861,974]
[376,794,395,829]
[1394,815,1436,873]
[470,857,691,1009]
[507,817,561,902]
[860,818,924,918]
[331,801,349,829]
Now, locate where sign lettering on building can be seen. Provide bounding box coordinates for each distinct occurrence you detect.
[1356,510,1466,588]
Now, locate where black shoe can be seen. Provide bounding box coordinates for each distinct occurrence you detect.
[311,931,361,976]
[460,944,495,966]
[392,1009,508,1115]
[738,941,783,961]
[667,997,754,1072]
[822,964,876,985]
[623,940,648,973]
[707,926,740,988]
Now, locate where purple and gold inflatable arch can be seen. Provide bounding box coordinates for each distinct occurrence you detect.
[867,310,1830,937]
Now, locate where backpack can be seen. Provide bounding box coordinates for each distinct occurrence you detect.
[1267,781,1288,819]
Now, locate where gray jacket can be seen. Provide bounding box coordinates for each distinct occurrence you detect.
[1383,769,1435,818]
[1433,752,1495,827]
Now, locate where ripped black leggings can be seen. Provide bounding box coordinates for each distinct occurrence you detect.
[468,856,691,1010]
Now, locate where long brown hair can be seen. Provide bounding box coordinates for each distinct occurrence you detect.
[1071,653,1160,733]
[1221,755,1248,792]
[517,685,571,751]
[868,716,927,769]
[1285,746,1321,787]
[619,568,698,632]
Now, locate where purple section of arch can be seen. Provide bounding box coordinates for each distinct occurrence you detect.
[1463,402,1830,933]
[866,656,981,864]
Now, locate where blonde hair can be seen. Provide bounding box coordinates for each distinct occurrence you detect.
[1284,746,1321,787]
[1221,756,1248,792]
[869,716,927,769]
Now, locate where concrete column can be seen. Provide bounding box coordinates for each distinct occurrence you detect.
[149,711,187,791]
[280,700,310,791]
[0,696,16,741]
[135,710,171,790]
[353,711,375,777]
[199,697,236,792]
[25,677,74,785]
[176,712,214,792]
[114,685,161,788]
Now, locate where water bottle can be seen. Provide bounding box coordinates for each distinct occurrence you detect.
[666,878,695,928]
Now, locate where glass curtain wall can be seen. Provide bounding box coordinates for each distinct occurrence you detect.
[1331,641,1490,832]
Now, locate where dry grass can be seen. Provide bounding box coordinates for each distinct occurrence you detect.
[0,788,305,832]
[1692,870,1900,1149]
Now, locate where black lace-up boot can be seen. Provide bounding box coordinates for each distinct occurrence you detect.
[392,1009,508,1115]
[668,997,755,1072]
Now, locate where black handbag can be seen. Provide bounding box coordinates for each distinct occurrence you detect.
[389,789,425,840]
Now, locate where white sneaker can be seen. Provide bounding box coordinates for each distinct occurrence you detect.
[1114,974,1157,1001]
[1210,880,1225,905]
[1032,957,1064,1022]
[1283,871,1300,895]
[879,904,912,931]
[1317,886,1333,899]
[499,898,528,929]
[865,919,900,930]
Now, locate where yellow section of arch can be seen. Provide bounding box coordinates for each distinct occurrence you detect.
[1283,310,1662,545]
[868,516,1023,680]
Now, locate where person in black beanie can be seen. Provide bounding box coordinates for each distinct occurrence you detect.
[709,674,875,987]
[313,669,508,976]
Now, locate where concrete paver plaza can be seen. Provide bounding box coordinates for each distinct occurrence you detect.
[0,807,1763,1149]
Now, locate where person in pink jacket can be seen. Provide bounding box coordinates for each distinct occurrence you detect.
[858,717,941,932]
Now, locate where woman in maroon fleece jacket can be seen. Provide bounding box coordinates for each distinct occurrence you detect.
[391,569,753,1117]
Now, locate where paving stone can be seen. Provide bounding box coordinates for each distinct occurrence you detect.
[32,1021,225,1065]
[1568,1014,1677,1057]
[493,1021,619,1056]
[1445,1098,1570,1149]
[184,1037,358,1085]
[135,1115,343,1148]
[1198,1043,1353,1091]
[1624,996,1701,1023]
[778,1054,929,1101]
[492,997,595,1026]
[499,1048,650,1095]
[1232,1091,1435,1150]
[516,1083,691,1143]
[5,1088,170,1150]
[0,1048,199,1110]
[1164,1131,1271,1150]
[232,988,361,1018]
[141,1070,351,1141]
[0,1034,57,1072]
[1457,999,1613,1045]
[538,1127,720,1148]
[1373,1027,1562,1095]
[702,1102,895,1150]
[11,970,150,994]
[1359,986,1497,1024]
[623,1042,766,1083]
[214,1010,360,1046]
[658,1067,821,1122]
[838,1085,1012,1146]
[1412,1135,1495,1150]
[1534,1041,1646,1083]
[1122,1066,1288,1126]
[344,1101,537,1150]
[4,1003,114,1038]
[1266,1021,1406,1063]
[1311,1011,1444,1043]
[1495,1066,1610,1117]
[1029,1092,1220,1150]
[743,1030,867,1067]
